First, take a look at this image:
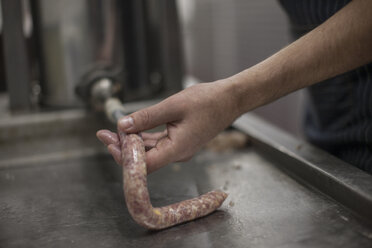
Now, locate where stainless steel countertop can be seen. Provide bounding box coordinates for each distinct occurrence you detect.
[0,109,371,247]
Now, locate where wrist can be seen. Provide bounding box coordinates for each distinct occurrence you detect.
[221,67,272,116]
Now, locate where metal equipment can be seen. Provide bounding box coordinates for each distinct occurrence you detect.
[1,0,183,111]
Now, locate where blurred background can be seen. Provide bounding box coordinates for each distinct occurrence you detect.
[0,0,304,137]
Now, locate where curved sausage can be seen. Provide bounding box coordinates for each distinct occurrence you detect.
[118,131,228,230]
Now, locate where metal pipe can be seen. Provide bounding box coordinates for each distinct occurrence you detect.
[2,0,32,111]
[104,97,126,123]
[89,77,126,123]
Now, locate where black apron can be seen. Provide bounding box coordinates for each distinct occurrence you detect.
[279,0,372,173]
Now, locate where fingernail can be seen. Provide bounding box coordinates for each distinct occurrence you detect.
[119,116,134,131]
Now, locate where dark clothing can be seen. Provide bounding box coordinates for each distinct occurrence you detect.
[279,0,372,173]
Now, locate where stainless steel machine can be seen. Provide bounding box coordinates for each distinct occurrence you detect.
[1,0,183,111]
[0,1,372,247]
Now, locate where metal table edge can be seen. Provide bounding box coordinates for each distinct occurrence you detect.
[233,113,372,223]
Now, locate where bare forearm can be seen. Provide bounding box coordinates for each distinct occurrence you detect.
[226,0,372,115]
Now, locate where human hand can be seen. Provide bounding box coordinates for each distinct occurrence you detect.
[97,81,242,173]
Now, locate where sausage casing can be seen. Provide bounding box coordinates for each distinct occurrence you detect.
[119,131,228,230]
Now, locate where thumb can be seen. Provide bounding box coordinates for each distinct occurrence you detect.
[118,99,180,133]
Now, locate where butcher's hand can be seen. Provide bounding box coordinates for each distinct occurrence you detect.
[97,0,372,173]
[96,81,242,173]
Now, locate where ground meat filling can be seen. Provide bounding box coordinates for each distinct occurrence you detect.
[119,131,228,230]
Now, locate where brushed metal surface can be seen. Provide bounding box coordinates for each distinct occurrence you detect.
[0,110,371,247]
[1,149,372,247]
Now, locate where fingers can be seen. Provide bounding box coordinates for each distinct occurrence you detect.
[140,130,168,140]
[143,139,158,149]
[141,131,168,151]
[145,136,181,173]
[118,98,181,133]
[97,129,122,165]
[108,144,122,165]
[100,132,176,173]
[99,131,190,174]
[97,129,172,170]
[96,129,119,146]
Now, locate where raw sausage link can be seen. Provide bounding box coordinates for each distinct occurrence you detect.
[119,131,228,230]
